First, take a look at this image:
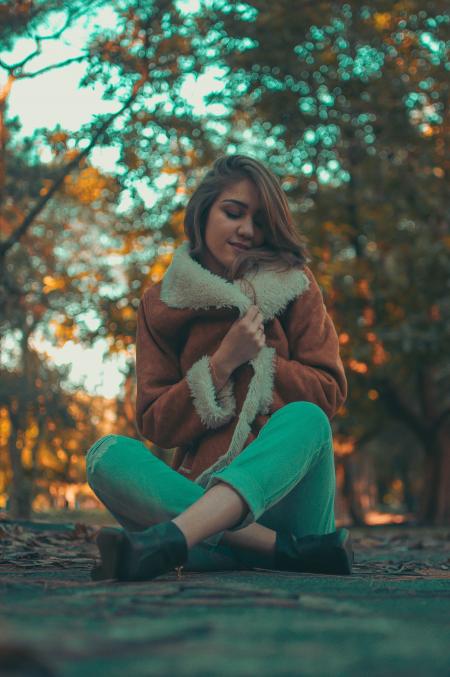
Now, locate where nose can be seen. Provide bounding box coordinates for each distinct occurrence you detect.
[236,214,256,237]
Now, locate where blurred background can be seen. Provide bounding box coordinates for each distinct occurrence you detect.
[0,0,449,528]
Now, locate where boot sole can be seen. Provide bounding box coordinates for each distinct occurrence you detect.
[91,528,126,581]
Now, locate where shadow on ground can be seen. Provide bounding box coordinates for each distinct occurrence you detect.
[0,514,449,676]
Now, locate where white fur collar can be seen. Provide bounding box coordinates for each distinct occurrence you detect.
[160,240,311,320]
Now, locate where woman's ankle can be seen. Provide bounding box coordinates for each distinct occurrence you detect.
[219,527,277,555]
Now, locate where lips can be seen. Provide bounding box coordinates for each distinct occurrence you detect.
[229,242,250,251]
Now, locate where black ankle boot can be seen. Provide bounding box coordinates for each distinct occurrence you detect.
[274,528,354,575]
[91,521,189,582]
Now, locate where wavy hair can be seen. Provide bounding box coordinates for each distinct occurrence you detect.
[183,154,312,293]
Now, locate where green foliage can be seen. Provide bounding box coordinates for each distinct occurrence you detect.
[1,0,449,521]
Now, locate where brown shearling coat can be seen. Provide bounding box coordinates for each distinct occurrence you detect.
[135,241,347,493]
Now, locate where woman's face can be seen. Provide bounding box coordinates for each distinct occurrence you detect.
[200,178,265,278]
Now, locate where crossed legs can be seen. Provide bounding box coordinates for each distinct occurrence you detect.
[173,401,334,559]
[86,401,335,570]
[173,481,277,556]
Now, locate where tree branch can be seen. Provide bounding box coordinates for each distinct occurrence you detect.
[0,78,146,258]
[32,5,78,43]
[18,55,88,79]
[0,0,105,75]
[0,47,40,73]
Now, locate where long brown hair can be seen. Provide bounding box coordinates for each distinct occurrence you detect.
[183,154,312,286]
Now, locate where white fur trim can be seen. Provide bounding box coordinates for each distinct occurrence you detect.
[186,355,237,428]
[194,346,277,489]
[161,241,310,322]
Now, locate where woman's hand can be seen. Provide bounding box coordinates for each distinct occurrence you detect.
[216,305,266,371]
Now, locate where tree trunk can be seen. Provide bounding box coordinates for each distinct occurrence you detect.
[420,421,450,524]
[341,456,366,526]
[6,331,35,519]
[7,422,33,519]
[0,74,13,201]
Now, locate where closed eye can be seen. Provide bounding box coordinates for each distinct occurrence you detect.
[225,210,263,229]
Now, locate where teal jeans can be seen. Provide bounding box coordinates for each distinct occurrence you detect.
[85,401,336,572]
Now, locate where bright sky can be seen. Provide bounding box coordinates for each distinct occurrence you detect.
[1,0,225,398]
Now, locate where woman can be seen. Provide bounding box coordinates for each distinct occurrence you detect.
[86,154,353,582]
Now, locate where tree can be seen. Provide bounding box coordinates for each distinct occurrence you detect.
[0,0,216,517]
[199,0,450,522]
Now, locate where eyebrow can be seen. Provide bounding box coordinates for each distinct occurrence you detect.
[221,199,263,215]
[221,199,248,208]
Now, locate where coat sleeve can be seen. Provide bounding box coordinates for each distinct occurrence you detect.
[273,266,347,420]
[135,295,237,449]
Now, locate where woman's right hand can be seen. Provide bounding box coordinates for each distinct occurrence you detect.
[217,305,266,371]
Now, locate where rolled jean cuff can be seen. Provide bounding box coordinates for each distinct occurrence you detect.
[206,466,266,532]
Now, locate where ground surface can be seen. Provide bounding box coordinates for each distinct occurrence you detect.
[0,512,449,676]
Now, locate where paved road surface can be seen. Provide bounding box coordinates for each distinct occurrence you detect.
[1,517,449,676]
